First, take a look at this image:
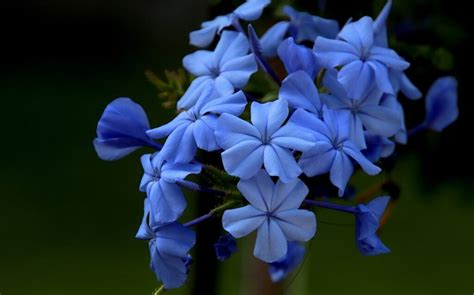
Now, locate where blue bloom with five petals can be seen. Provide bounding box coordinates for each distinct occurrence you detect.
[179,30,257,109]
[139,153,201,224]
[290,107,381,196]
[222,170,316,262]
[314,16,410,99]
[215,98,315,182]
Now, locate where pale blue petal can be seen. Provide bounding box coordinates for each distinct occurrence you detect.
[161,123,197,163]
[261,21,290,57]
[270,123,315,152]
[234,0,271,21]
[147,181,186,224]
[177,76,212,110]
[314,37,359,68]
[254,220,288,263]
[215,113,261,149]
[151,249,188,289]
[368,61,394,94]
[329,151,354,196]
[156,222,196,257]
[263,144,302,183]
[338,60,373,99]
[222,205,266,238]
[279,70,322,114]
[189,15,233,47]
[237,170,274,212]
[193,115,219,151]
[220,54,258,88]
[221,140,264,179]
[147,112,191,139]
[161,162,202,183]
[274,210,316,241]
[216,31,250,65]
[278,38,319,78]
[359,105,401,137]
[342,142,381,175]
[299,142,335,177]
[368,46,410,71]
[182,50,215,76]
[338,16,374,53]
[200,90,247,116]
[271,179,309,212]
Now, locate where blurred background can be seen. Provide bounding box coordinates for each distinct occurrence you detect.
[1,0,473,294]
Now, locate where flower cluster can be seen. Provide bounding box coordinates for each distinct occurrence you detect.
[93,0,458,291]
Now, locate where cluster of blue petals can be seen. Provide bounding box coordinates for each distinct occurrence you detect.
[93,0,458,289]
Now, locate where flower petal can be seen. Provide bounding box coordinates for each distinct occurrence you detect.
[222,205,266,238]
[254,220,288,262]
[274,209,316,242]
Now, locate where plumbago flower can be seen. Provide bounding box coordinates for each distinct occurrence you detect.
[136,199,196,289]
[314,16,410,99]
[190,0,271,47]
[215,98,315,182]
[147,82,247,163]
[179,30,257,109]
[222,170,316,262]
[139,152,201,224]
[290,107,381,195]
[92,0,460,292]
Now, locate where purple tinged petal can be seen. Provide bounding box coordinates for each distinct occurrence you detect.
[283,6,339,42]
[398,72,422,100]
[373,0,392,35]
[368,61,394,94]
[349,113,366,149]
[289,108,331,139]
[274,210,316,241]
[136,198,153,240]
[425,76,459,132]
[279,70,322,114]
[151,248,188,289]
[155,222,196,257]
[268,242,305,282]
[358,105,401,137]
[254,220,288,262]
[222,205,266,238]
[260,21,290,57]
[237,170,274,212]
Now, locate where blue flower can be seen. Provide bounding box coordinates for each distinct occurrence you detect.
[215,98,315,182]
[139,152,201,224]
[148,83,247,163]
[290,107,381,196]
[355,196,391,256]
[214,234,238,261]
[93,98,160,161]
[314,16,410,99]
[260,6,339,57]
[373,0,422,100]
[189,0,271,47]
[222,170,316,262]
[268,242,305,282]
[179,30,257,109]
[279,70,323,117]
[277,38,319,79]
[136,199,196,289]
[321,70,401,149]
[424,76,458,132]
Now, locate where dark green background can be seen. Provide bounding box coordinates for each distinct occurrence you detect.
[1,0,472,294]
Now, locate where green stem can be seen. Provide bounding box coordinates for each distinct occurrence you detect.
[152,285,165,295]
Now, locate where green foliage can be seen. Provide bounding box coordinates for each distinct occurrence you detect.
[145,69,193,109]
